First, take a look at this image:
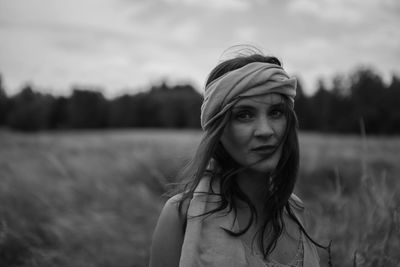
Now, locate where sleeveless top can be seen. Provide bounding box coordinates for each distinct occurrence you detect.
[178,177,320,267]
[242,230,304,267]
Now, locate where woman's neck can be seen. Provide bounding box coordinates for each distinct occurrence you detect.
[234,170,271,210]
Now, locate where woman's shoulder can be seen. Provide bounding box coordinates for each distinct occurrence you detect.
[289,193,305,211]
[151,194,188,244]
[167,193,184,204]
[288,193,309,227]
[150,194,187,267]
[165,193,191,219]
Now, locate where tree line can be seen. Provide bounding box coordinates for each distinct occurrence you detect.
[0,80,202,131]
[0,66,399,134]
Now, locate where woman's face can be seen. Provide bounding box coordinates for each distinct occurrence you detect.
[221,93,287,174]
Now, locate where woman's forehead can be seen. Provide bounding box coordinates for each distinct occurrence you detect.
[235,93,284,107]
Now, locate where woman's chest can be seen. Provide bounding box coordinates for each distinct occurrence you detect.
[236,210,302,265]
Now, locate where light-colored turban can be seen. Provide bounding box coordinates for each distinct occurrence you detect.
[200,62,297,130]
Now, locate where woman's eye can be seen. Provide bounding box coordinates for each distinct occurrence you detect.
[269,109,284,119]
[234,111,254,121]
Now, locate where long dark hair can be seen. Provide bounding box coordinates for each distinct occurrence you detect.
[175,52,326,259]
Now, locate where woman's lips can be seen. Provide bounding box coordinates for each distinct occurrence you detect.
[251,145,277,155]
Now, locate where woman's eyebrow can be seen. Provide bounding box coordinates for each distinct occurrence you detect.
[234,101,284,110]
[232,104,256,111]
[270,103,285,108]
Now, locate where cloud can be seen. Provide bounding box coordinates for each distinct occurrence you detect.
[1,0,399,97]
[233,27,258,41]
[161,0,251,11]
[287,0,365,24]
[168,20,201,46]
[287,0,400,26]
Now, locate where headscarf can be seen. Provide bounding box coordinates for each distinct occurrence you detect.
[200,62,297,130]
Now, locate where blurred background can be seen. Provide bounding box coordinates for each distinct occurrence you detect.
[0,0,399,266]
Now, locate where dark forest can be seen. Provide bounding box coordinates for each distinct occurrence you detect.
[1,66,399,134]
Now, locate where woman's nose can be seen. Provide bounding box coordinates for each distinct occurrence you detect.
[254,117,274,138]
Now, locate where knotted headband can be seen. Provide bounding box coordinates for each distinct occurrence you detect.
[200,62,297,130]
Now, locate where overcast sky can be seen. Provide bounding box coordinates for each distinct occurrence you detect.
[0,0,399,97]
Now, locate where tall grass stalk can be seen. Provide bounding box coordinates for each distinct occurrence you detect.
[312,119,400,266]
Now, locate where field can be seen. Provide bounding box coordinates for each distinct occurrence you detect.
[0,129,399,267]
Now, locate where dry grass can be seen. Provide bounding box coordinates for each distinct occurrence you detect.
[297,133,400,266]
[0,129,399,266]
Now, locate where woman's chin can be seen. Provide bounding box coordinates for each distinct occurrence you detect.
[245,162,277,176]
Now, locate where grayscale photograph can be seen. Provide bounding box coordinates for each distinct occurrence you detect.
[0,0,399,266]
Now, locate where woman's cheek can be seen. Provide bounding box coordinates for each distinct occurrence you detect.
[231,124,252,145]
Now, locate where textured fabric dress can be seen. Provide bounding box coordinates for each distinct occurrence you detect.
[178,177,320,267]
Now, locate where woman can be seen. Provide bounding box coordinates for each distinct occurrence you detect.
[150,51,324,267]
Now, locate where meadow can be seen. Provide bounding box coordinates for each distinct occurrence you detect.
[0,129,399,267]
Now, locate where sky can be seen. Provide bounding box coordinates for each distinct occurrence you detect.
[0,0,399,97]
